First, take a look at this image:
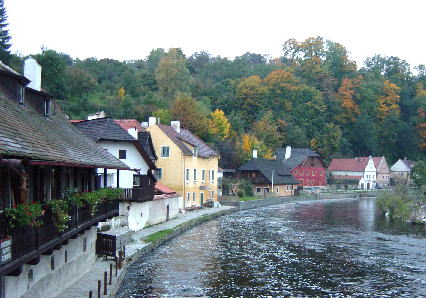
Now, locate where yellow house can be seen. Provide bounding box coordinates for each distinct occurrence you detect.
[147,120,219,207]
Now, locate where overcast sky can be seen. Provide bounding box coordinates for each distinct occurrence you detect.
[5,0,426,69]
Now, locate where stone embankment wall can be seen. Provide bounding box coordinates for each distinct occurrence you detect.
[221,191,380,211]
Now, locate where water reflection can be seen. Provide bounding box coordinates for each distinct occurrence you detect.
[117,197,426,297]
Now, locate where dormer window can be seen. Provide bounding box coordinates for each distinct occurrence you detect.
[17,84,25,104]
[44,98,51,115]
[193,147,199,157]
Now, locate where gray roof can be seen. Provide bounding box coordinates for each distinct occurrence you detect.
[402,159,415,169]
[138,131,158,161]
[157,124,218,158]
[0,84,128,169]
[74,117,136,142]
[238,158,299,185]
[275,147,320,169]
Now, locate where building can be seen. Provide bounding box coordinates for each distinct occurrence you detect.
[275,146,326,187]
[390,158,416,185]
[0,58,127,297]
[235,158,299,196]
[373,156,390,187]
[146,118,219,207]
[328,156,379,189]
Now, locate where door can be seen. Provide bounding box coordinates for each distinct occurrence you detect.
[166,205,170,221]
[200,192,204,207]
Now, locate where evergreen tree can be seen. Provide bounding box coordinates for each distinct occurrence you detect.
[0,0,11,64]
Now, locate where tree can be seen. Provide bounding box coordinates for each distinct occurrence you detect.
[235,75,266,125]
[234,134,273,165]
[155,48,191,100]
[170,93,210,140]
[335,77,360,123]
[153,108,172,125]
[377,80,400,120]
[209,109,231,142]
[252,111,284,150]
[411,161,426,187]
[0,0,11,64]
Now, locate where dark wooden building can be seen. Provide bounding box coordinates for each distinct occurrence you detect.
[235,158,299,196]
[0,60,128,296]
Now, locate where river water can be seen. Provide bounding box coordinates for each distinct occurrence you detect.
[117,197,426,297]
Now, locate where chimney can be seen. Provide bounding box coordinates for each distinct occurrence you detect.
[284,146,291,159]
[141,122,148,128]
[148,117,157,127]
[127,127,138,139]
[253,149,257,159]
[171,120,181,133]
[24,57,42,91]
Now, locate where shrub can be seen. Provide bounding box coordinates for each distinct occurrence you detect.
[48,199,70,232]
[237,190,245,198]
[376,185,418,221]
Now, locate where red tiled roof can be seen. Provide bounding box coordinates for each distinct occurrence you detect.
[328,157,370,172]
[155,182,177,194]
[114,119,145,132]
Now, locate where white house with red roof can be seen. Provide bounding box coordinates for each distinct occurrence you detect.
[328,156,385,189]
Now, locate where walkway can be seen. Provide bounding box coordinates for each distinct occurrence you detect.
[56,205,234,298]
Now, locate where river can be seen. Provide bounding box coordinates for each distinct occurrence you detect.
[117,197,426,297]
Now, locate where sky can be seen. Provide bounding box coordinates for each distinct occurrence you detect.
[5,0,426,69]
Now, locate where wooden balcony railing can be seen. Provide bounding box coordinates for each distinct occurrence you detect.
[0,200,119,277]
[122,187,154,202]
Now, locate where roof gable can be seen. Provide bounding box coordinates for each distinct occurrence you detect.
[74,117,136,142]
[156,124,218,158]
[276,147,321,169]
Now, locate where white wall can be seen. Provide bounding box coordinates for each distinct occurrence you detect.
[5,227,97,298]
[97,141,150,188]
[119,196,182,231]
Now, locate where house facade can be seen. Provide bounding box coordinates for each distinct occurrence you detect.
[328,156,380,189]
[275,146,327,187]
[390,158,415,185]
[0,59,126,297]
[235,158,299,196]
[147,119,219,207]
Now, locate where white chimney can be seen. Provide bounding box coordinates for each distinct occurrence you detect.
[285,146,291,159]
[171,120,181,133]
[127,127,138,139]
[253,149,257,158]
[24,57,42,91]
[148,117,157,127]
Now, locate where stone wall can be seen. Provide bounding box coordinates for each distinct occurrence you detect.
[5,227,97,298]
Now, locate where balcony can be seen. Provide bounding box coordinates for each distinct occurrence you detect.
[122,187,154,202]
[0,200,119,276]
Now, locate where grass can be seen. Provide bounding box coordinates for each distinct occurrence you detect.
[143,229,173,243]
[239,196,260,202]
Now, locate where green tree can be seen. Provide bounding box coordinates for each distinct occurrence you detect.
[153,108,172,125]
[0,0,11,64]
[155,48,190,100]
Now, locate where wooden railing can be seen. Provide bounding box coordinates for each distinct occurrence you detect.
[0,200,119,276]
[122,187,154,202]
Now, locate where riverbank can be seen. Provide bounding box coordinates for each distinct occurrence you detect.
[221,191,380,210]
[56,206,235,298]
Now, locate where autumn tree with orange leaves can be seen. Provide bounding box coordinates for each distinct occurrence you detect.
[377,80,400,120]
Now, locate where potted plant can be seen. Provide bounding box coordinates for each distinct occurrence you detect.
[48,199,71,232]
[3,202,43,230]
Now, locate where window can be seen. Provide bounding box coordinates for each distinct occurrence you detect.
[193,169,197,181]
[300,179,304,185]
[192,192,196,201]
[301,170,304,176]
[320,171,323,176]
[50,255,55,271]
[286,185,293,191]
[264,188,269,193]
[276,187,279,193]
[211,190,214,198]
[186,169,190,181]
[119,150,126,159]
[187,192,191,201]
[202,169,206,181]
[17,85,24,104]
[294,170,298,175]
[44,98,51,115]
[155,168,162,180]
[200,192,204,204]
[312,171,315,176]
[211,170,215,181]
[307,180,310,185]
[256,187,261,193]
[161,146,170,157]
[133,174,141,186]
[311,180,315,186]
[251,172,256,178]
[193,147,199,157]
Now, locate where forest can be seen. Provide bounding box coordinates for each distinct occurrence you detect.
[5,37,426,168]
